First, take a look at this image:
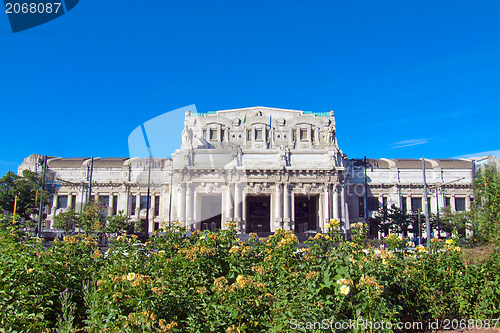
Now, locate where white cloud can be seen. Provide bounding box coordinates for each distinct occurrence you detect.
[390,138,431,149]
[455,149,500,159]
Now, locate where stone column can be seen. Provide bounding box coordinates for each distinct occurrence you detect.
[437,187,445,213]
[52,194,58,215]
[429,194,436,214]
[241,189,247,232]
[106,193,113,216]
[332,185,339,219]
[186,185,193,231]
[275,183,282,229]
[234,183,241,219]
[319,193,324,232]
[391,185,401,208]
[323,185,330,231]
[283,184,290,231]
[150,193,156,219]
[178,184,186,224]
[340,185,345,221]
[193,192,200,224]
[225,185,233,225]
[135,194,141,217]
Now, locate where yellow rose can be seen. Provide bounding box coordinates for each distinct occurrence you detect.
[415,245,426,253]
[330,218,340,227]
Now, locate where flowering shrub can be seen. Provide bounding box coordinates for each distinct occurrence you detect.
[0,220,499,332]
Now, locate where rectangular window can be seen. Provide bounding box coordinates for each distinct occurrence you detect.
[57,195,68,209]
[202,129,207,140]
[255,129,263,141]
[209,128,217,141]
[140,196,149,210]
[131,195,137,215]
[311,129,315,143]
[70,195,76,209]
[292,129,296,141]
[300,128,308,141]
[358,196,365,218]
[411,197,422,212]
[401,196,407,212]
[382,197,388,208]
[154,196,160,216]
[113,195,118,216]
[221,129,225,142]
[455,197,466,212]
[246,129,251,141]
[445,197,451,207]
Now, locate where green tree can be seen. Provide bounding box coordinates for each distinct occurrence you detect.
[52,208,79,233]
[105,211,129,233]
[473,167,500,244]
[77,203,104,234]
[439,206,474,238]
[387,205,411,236]
[373,205,391,238]
[0,170,47,221]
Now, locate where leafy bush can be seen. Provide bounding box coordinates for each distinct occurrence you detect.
[0,219,499,332]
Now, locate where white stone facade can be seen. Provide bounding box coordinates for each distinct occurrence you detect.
[18,106,476,236]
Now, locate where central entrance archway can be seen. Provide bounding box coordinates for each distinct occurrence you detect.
[294,195,318,233]
[246,195,271,233]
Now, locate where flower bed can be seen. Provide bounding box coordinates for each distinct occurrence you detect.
[0,220,499,332]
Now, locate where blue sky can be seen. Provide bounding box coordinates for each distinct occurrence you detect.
[1,0,499,175]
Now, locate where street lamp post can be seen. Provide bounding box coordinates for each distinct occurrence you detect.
[37,156,47,237]
[422,158,431,245]
[145,156,152,235]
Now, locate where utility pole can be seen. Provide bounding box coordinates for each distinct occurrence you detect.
[422,158,431,245]
[145,156,152,234]
[37,155,47,237]
[364,156,369,220]
[87,157,94,203]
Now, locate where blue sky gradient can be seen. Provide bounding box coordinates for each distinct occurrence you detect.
[1,0,499,175]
